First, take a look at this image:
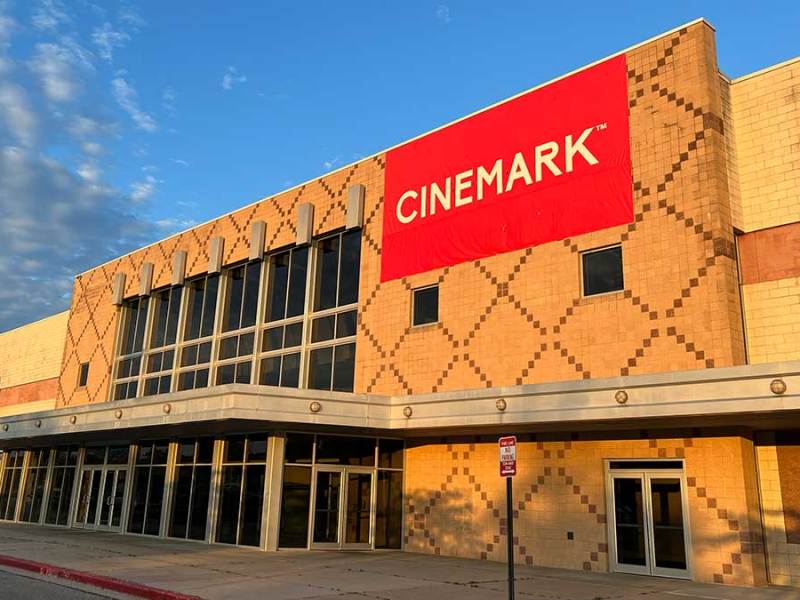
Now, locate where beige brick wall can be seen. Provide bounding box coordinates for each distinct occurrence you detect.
[405,434,767,586]
[742,277,800,363]
[756,438,800,587]
[729,57,800,233]
[0,311,68,390]
[59,22,747,406]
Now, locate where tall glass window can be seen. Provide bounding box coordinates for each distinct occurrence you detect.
[113,296,149,400]
[168,437,214,541]
[277,435,404,550]
[177,274,219,391]
[215,262,261,385]
[128,441,169,536]
[308,231,361,392]
[258,247,309,388]
[279,434,314,548]
[45,446,79,526]
[215,435,268,547]
[19,449,50,523]
[0,449,25,521]
[143,286,182,396]
[375,439,404,549]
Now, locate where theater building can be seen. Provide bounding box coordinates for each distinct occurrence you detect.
[1,18,800,588]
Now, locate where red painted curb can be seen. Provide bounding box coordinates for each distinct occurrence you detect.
[0,553,203,600]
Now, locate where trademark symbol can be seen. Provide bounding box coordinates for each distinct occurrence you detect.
[595,123,608,131]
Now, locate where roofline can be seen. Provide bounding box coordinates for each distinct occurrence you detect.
[731,54,800,84]
[78,17,712,277]
[0,310,69,337]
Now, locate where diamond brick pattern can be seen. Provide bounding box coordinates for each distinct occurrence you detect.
[355,22,744,396]
[61,23,745,407]
[58,158,384,406]
[405,432,768,585]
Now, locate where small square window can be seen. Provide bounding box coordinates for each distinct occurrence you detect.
[78,362,90,387]
[582,245,624,297]
[412,285,439,326]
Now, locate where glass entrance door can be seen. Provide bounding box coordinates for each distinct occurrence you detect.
[310,467,373,549]
[74,468,127,531]
[608,466,690,578]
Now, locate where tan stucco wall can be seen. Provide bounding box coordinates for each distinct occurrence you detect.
[728,57,800,233]
[756,435,800,587]
[0,311,67,390]
[742,277,800,364]
[405,434,767,586]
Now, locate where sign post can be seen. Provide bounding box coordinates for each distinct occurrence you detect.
[499,436,517,600]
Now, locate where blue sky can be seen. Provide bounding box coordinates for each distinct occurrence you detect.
[0,0,798,330]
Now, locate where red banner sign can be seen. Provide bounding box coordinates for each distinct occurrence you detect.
[381,55,632,282]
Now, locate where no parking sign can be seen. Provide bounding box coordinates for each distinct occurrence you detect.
[499,435,516,477]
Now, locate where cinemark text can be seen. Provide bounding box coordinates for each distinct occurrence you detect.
[395,126,600,225]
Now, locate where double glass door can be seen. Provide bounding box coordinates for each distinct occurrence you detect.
[311,467,373,549]
[608,466,691,578]
[74,468,128,531]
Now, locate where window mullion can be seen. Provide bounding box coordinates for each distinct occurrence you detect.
[208,272,226,386]
[250,260,267,385]
[135,298,156,399]
[108,300,129,402]
[299,242,318,389]
[169,286,189,394]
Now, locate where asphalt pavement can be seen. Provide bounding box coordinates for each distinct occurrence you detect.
[1,523,799,600]
[0,567,132,599]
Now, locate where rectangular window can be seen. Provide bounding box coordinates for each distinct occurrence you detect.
[177,274,219,392]
[313,230,361,311]
[78,363,90,388]
[128,441,169,536]
[277,435,404,550]
[113,297,149,401]
[143,286,182,396]
[412,285,438,326]
[258,247,309,389]
[582,245,624,297]
[44,447,79,526]
[278,465,312,548]
[0,449,25,521]
[215,262,261,386]
[19,449,49,523]
[169,437,214,541]
[215,435,268,547]
[307,231,360,393]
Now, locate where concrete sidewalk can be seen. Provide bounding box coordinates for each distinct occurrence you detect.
[0,524,798,600]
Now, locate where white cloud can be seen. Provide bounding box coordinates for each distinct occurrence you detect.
[77,161,101,182]
[0,83,37,146]
[31,0,70,31]
[0,147,154,329]
[323,155,341,170]
[59,36,95,70]
[130,174,157,202]
[221,66,247,91]
[68,114,112,138]
[118,6,145,30]
[0,4,181,330]
[162,86,176,113]
[154,217,196,230]
[435,4,451,24]
[29,42,82,102]
[112,76,157,132]
[81,140,103,156]
[92,22,130,62]
[0,9,17,73]
[171,158,189,167]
